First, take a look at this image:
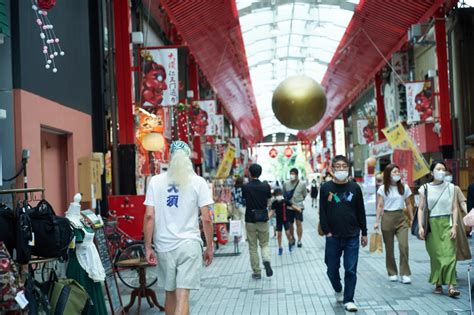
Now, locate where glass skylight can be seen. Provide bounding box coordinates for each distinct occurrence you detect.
[237,0,359,137]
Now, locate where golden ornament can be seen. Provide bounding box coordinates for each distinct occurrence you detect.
[271,76,327,130]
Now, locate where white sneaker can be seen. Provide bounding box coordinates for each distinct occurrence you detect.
[388,275,398,282]
[335,291,343,303]
[400,275,411,284]
[344,302,358,312]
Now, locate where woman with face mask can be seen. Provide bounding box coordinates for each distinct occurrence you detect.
[445,170,471,261]
[418,161,460,297]
[374,164,414,284]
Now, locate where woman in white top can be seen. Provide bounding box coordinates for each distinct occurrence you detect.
[418,161,460,297]
[374,164,414,284]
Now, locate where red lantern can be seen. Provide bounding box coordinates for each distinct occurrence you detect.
[269,147,278,158]
[284,146,293,158]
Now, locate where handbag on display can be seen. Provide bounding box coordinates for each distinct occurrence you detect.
[15,203,33,264]
[0,203,15,254]
[0,242,23,312]
[251,209,269,222]
[28,199,74,260]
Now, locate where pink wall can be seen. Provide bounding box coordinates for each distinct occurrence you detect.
[13,90,92,213]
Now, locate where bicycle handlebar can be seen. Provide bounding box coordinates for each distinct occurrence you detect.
[108,210,135,221]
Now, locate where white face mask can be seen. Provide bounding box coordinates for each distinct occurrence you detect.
[391,175,401,183]
[334,171,349,182]
[290,174,297,181]
[275,196,284,201]
[433,170,446,181]
[444,175,453,183]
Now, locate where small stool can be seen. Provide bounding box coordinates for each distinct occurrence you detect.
[115,258,165,313]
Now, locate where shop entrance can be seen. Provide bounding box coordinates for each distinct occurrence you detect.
[40,128,68,213]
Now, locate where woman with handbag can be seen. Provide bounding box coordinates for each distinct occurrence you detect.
[418,161,460,297]
[374,164,414,284]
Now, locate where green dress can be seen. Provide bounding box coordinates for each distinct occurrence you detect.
[66,227,108,315]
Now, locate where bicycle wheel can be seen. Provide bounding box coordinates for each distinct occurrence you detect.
[114,241,158,289]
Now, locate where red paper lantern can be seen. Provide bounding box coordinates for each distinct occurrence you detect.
[269,147,278,158]
[284,146,293,158]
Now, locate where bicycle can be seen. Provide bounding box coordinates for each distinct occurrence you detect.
[104,211,158,289]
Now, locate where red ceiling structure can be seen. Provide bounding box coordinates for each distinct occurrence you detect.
[158,0,263,143]
[298,0,458,141]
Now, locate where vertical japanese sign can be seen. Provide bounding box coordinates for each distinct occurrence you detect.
[229,138,241,158]
[334,119,346,156]
[392,149,413,186]
[140,48,179,108]
[215,115,225,136]
[383,81,398,126]
[382,121,429,180]
[406,81,433,123]
[215,144,236,178]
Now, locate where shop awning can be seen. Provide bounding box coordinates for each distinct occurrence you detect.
[159,0,264,143]
[0,0,10,37]
[298,0,458,140]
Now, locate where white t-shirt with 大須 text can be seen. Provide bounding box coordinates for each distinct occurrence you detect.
[144,173,214,253]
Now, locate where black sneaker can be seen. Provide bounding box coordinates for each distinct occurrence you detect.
[252,273,262,280]
[263,261,273,277]
[297,241,302,248]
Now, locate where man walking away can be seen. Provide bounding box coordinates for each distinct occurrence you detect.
[242,164,273,279]
[143,141,214,315]
[283,168,307,248]
[319,155,368,312]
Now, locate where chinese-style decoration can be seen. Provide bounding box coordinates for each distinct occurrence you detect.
[189,102,209,136]
[406,81,433,123]
[140,48,179,111]
[284,146,293,158]
[269,147,278,158]
[31,1,65,73]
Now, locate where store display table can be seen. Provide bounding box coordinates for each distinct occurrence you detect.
[115,258,165,313]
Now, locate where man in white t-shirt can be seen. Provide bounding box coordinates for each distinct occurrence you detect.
[143,141,214,315]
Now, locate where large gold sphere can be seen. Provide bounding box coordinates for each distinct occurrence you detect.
[272,76,327,130]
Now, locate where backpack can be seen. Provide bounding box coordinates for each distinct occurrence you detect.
[48,278,92,315]
[15,203,33,264]
[28,200,74,260]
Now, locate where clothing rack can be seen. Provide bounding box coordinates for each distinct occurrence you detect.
[0,187,45,205]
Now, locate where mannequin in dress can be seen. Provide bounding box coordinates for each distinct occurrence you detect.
[66,194,107,315]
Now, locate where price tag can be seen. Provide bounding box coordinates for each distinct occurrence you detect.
[28,232,35,246]
[15,290,29,309]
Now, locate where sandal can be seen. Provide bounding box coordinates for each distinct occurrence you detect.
[448,287,460,297]
[434,286,443,294]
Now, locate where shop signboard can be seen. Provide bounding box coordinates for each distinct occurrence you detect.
[334,119,346,156]
[356,120,369,144]
[369,140,393,158]
[383,81,398,126]
[392,149,413,186]
[193,100,216,136]
[215,144,236,178]
[382,121,429,180]
[406,81,434,123]
[140,48,179,108]
[229,138,241,158]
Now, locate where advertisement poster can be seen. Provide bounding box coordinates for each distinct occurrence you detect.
[356,120,369,144]
[214,115,225,139]
[382,122,429,180]
[369,140,393,158]
[406,81,433,123]
[334,119,346,156]
[392,149,413,186]
[229,138,241,158]
[140,48,179,109]
[383,81,398,126]
[190,100,216,136]
[215,144,236,178]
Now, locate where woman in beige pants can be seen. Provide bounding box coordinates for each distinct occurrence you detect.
[374,164,414,284]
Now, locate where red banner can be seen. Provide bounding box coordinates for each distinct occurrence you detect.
[392,149,413,186]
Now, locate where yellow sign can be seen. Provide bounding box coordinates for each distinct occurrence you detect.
[382,121,429,180]
[213,203,228,223]
[215,144,236,178]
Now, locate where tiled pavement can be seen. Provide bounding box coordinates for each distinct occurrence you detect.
[117,198,472,314]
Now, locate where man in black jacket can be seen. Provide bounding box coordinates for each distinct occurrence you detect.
[242,164,273,279]
[319,155,367,312]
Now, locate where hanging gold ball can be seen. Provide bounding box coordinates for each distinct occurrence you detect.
[272,76,327,130]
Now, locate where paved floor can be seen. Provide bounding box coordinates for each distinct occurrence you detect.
[117,198,472,314]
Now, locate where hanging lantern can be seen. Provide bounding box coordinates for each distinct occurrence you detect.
[142,132,165,152]
[269,147,278,158]
[284,146,293,158]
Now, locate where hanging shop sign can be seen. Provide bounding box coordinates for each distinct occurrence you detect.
[382,121,429,180]
[284,146,293,158]
[190,100,216,136]
[406,81,434,123]
[215,144,236,178]
[392,52,409,81]
[269,147,278,158]
[140,47,179,109]
[369,140,393,158]
[383,81,398,126]
[229,138,241,158]
[392,149,413,186]
[334,119,346,156]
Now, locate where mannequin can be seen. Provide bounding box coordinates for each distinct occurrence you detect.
[66,194,107,315]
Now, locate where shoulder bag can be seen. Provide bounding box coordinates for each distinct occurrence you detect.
[284,180,300,201]
[251,209,269,222]
[412,184,447,239]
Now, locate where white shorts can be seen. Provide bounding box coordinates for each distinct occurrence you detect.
[156,240,203,291]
